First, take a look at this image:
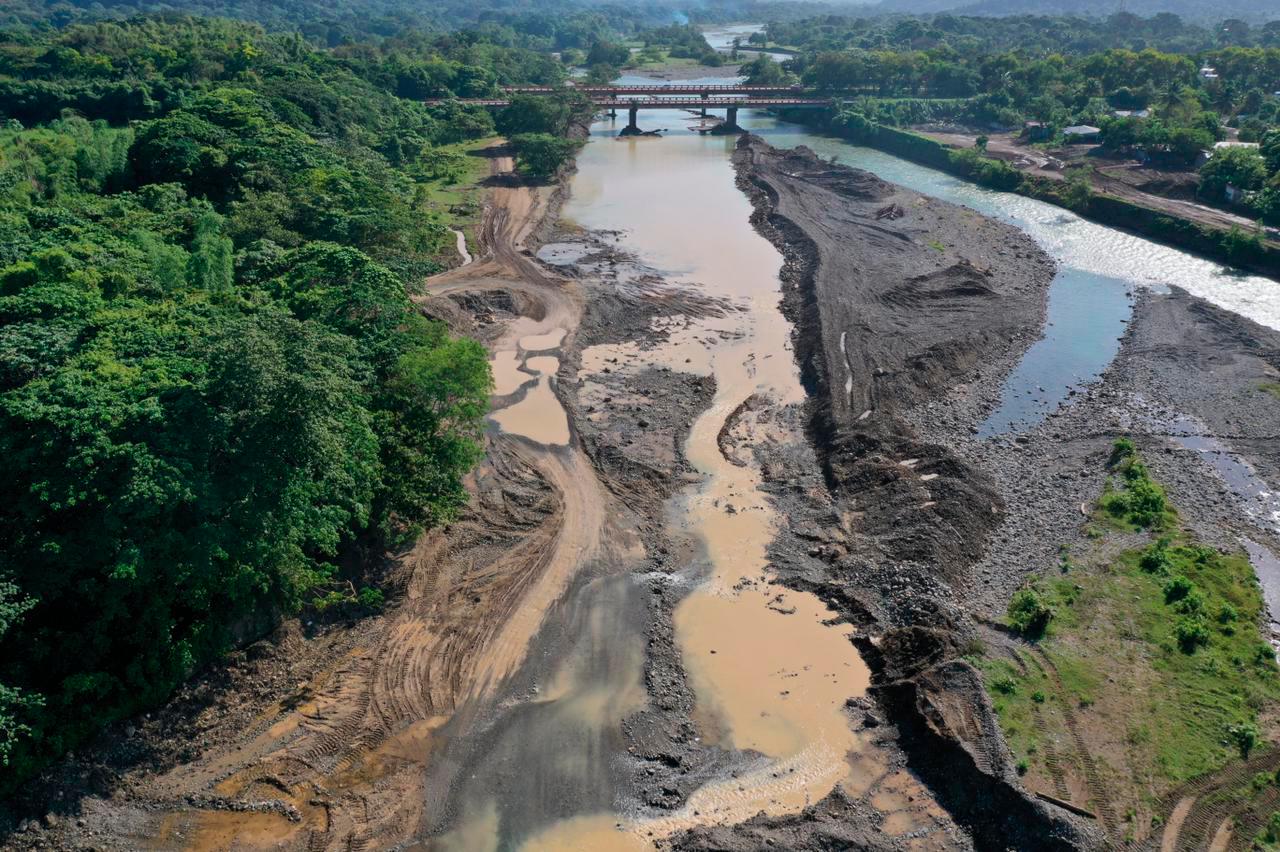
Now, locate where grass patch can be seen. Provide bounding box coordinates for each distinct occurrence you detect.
[979,441,1280,812]
[413,136,498,260]
[1260,382,1280,401]
[976,655,1049,764]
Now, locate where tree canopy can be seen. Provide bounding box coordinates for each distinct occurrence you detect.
[0,14,520,793]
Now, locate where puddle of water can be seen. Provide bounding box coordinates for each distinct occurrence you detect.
[1172,430,1280,535]
[451,228,473,266]
[536,242,593,266]
[152,808,312,851]
[520,328,567,351]
[431,571,647,850]
[489,376,569,445]
[488,347,570,446]
[491,350,533,396]
[1244,540,1280,633]
[977,270,1133,437]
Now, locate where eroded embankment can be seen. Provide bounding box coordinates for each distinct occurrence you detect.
[695,136,1102,851]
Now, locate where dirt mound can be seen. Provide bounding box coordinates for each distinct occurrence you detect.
[771,145,896,202]
[880,660,1103,851]
[728,134,1100,849]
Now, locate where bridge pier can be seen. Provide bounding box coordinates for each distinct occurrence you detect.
[619,104,642,136]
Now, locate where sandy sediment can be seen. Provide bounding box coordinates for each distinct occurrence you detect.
[717,133,1280,851]
[678,135,1102,851]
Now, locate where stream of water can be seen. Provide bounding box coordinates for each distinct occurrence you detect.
[736,113,1280,434]
[432,102,1280,849]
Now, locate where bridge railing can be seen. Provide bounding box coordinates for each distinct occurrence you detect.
[500,84,806,94]
[424,96,833,108]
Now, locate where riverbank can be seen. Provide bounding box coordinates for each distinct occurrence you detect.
[11,118,1280,852]
[785,113,1280,277]
[720,135,1101,851]
[730,133,1280,847]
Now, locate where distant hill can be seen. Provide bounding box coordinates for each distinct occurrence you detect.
[866,0,1279,23]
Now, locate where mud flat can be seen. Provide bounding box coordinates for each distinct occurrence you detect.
[707,136,1104,851]
[14,126,1280,852]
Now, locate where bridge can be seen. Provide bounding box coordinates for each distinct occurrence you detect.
[503,84,806,96]
[434,86,832,134]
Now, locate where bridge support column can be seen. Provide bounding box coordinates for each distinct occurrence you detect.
[620,104,641,136]
[725,106,740,130]
[701,93,708,117]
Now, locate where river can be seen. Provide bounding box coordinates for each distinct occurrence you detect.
[428,105,1280,849]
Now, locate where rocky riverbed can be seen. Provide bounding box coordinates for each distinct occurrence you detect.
[8,131,1280,852]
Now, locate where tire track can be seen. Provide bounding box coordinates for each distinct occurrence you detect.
[1005,648,1072,802]
[1026,647,1119,836]
[132,146,611,852]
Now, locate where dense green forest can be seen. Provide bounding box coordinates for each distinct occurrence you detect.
[0,0,840,42]
[0,11,601,793]
[748,12,1280,221]
[868,0,1278,26]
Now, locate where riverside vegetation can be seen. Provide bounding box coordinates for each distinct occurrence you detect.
[0,13,598,794]
[747,12,1280,237]
[977,440,1280,832]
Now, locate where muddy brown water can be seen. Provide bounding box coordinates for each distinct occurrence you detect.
[433,112,873,850]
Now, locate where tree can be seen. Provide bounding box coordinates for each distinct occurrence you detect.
[586,40,629,69]
[427,99,496,144]
[496,94,570,137]
[375,330,489,538]
[585,64,619,85]
[1261,129,1280,175]
[741,54,792,87]
[510,133,578,179]
[187,211,234,294]
[0,581,41,769]
[1199,146,1268,202]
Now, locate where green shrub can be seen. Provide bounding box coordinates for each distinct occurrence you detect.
[1008,588,1055,638]
[1141,538,1174,575]
[1128,478,1167,527]
[992,675,1019,695]
[1032,690,1046,704]
[1174,591,1205,616]
[1110,437,1137,465]
[1175,617,1210,653]
[1261,811,1280,847]
[1163,575,1194,603]
[1229,722,1260,759]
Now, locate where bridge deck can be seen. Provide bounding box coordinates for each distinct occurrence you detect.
[433,97,831,109]
[503,84,805,95]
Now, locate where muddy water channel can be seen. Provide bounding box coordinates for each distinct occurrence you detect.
[429,112,874,850]
[430,109,1280,850]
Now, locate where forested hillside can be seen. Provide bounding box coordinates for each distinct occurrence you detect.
[0,14,593,793]
[0,0,841,41]
[868,0,1278,25]
[751,11,1280,228]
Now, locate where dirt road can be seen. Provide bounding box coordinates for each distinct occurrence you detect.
[917,129,1274,242]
